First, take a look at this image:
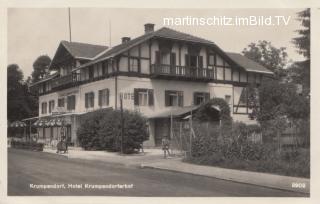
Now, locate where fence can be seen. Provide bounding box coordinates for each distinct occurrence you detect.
[169,117,309,157]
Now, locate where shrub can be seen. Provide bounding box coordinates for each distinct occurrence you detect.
[194,98,232,124]
[10,140,44,151]
[77,109,149,153]
[187,118,309,177]
[77,109,107,150]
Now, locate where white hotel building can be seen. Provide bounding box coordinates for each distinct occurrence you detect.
[29,24,273,147]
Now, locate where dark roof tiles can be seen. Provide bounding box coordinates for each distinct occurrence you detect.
[61,41,108,59]
[226,52,273,74]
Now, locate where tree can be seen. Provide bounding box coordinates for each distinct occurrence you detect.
[31,55,51,83]
[292,9,310,59]
[257,77,309,144]
[242,40,288,79]
[7,64,38,122]
[289,9,310,91]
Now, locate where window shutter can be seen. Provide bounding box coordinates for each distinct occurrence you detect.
[178,91,184,107]
[165,90,170,106]
[98,90,102,106]
[185,54,189,66]
[198,56,203,68]
[91,92,95,107]
[85,94,88,108]
[72,96,76,110]
[134,89,139,106]
[155,51,160,64]
[205,92,210,102]
[106,89,109,106]
[148,89,154,106]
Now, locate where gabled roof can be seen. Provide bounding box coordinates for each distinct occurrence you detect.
[75,27,216,70]
[59,27,272,75]
[60,41,108,59]
[225,52,273,74]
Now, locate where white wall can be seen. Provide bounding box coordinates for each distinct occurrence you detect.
[116,76,233,118]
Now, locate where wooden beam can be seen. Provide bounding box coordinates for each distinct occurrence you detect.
[179,43,182,66]
[138,43,141,73]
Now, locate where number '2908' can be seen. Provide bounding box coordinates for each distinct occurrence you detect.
[291,182,306,188]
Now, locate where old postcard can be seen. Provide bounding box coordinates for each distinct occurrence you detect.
[1,1,319,204]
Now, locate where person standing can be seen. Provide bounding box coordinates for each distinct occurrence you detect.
[162,135,171,159]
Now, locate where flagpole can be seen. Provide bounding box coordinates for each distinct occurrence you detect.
[68,8,72,42]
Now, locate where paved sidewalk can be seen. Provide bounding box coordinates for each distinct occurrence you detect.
[43,147,309,194]
[43,147,166,167]
[141,158,310,194]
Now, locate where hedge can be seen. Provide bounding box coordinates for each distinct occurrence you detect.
[11,140,44,151]
[77,109,149,153]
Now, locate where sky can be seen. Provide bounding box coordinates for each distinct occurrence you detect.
[8,8,306,79]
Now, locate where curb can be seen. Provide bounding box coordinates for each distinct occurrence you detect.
[140,164,310,195]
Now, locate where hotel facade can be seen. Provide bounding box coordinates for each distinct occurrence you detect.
[29,24,273,147]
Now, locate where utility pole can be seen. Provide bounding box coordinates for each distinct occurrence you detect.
[109,19,111,47]
[120,96,124,154]
[190,107,193,158]
[68,8,72,42]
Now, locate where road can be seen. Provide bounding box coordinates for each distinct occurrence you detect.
[7,148,307,196]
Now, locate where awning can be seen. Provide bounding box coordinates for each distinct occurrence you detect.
[9,121,27,128]
[147,105,221,120]
[32,118,48,127]
[46,117,71,127]
[147,106,200,119]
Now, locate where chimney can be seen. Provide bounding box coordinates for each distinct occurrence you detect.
[144,23,155,34]
[121,37,131,43]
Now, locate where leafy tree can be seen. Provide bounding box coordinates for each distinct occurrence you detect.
[31,55,51,83]
[257,77,309,144]
[7,64,38,122]
[242,40,288,79]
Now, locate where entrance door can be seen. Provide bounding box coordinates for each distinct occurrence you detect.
[66,126,72,145]
[154,118,170,146]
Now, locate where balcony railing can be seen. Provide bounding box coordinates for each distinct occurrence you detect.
[51,73,80,89]
[150,64,214,81]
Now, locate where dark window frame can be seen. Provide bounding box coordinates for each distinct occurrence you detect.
[98,89,109,107]
[134,88,154,106]
[67,95,76,111]
[193,92,210,105]
[85,92,95,108]
[165,90,183,107]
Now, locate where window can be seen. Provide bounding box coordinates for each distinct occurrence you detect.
[129,58,139,72]
[67,95,76,110]
[134,89,154,106]
[165,90,183,107]
[49,100,55,113]
[98,89,109,107]
[185,55,203,68]
[193,92,210,105]
[41,102,47,114]
[85,92,95,108]
[58,98,65,107]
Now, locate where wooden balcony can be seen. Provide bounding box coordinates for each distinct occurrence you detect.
[51,73,80,90]
[150,64,214,81]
